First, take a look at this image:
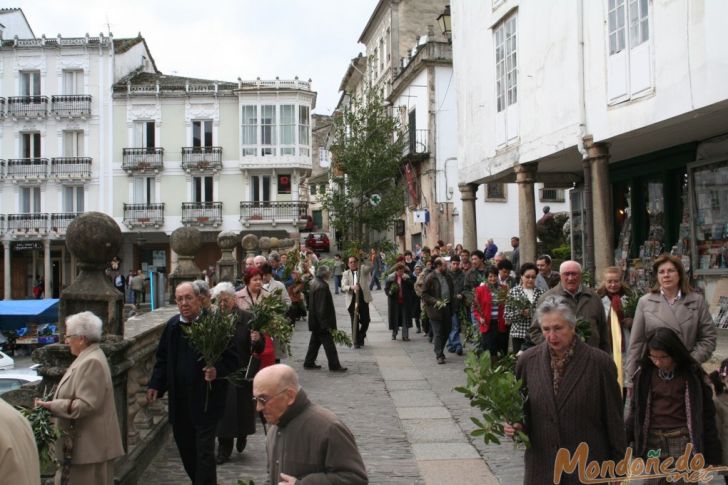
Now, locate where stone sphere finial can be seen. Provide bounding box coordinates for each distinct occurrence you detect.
[241,234,259,251]
[66,212,122,265]
[269,237,280,249]
[259,237,272,251]
[217,231,240,251]
[170,227,202,257]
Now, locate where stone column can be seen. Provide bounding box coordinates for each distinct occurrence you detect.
[43,238,51,298]
[515,164,538,266]
[216,231,240,283]
[585,137,613,282]
[459,183,478,252]
[3,240,11,300]
[167,227,203,303]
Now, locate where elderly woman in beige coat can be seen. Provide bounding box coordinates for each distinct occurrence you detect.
[36,311,124,484]
[625,254,717,389]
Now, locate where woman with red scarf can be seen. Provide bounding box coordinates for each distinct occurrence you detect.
[385,262,414,341]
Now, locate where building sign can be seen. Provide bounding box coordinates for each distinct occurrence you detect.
[13,241,43,251]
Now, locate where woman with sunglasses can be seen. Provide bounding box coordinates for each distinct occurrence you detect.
[626,327,722,482]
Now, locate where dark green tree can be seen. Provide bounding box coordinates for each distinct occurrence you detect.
[323,87,406,245]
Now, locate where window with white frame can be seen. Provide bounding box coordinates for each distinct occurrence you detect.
[133,176,156,204]
[21,186,41,213]
[63,186,84,212]
[62,70,83,95]
[193,176,213,203]
[20,71,41,96]
[261,105,276,156]
[494,13,518,146]
[299,106,310,156]
[21,132,41,158]
[319,147,331,167]
[241,105,257,156]
[607,0,652,103]
[63,131,84,157]
[192,120,213,148]
[134,121,155,148]
[280,105,296,155]
[252,175,271,203]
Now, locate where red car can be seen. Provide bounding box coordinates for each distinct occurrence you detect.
[305,233,330,253]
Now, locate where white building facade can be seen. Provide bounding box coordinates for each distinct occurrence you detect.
[452,0,728,300]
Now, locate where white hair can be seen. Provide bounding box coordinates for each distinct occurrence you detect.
[535,296,577,329]
[193,279,210,296]
[559,260,582,273]
[210,281,236,300]
[66,311,103,342]
[254,255,267,264]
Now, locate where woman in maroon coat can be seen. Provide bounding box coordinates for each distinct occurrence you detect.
[505,295,626,484]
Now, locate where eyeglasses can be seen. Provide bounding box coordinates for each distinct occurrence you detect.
[64,334,81,341]
[251,389,287,406]
[562,272,580,277]
[657,268,678,275]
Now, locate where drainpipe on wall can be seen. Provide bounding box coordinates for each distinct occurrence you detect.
[576,0,595,277]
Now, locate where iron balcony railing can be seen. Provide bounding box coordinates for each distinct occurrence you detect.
[51,95,92,118]
[122,147,164,172]
[6,158,49,179]
[0,159,4,179]
[181,147,223,172]
[0,215,5,235]
[402,129,429,157]
[123,203,165,227]
[239,201,308,222]
[51,157,92,179]
[7,96,49,118]
[182,202,223,226]
[7,213,49,233]
[0,97,5,118]
[50,213,79,234]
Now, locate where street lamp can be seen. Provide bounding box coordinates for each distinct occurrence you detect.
[437,5,452,44]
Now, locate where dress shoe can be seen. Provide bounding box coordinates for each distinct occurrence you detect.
[416,328,422,333]
[447,347,455,353]
[402,337,410,341]
[236,437,247,453]
[303,364,322,369]
[330,367,348,372]
[391,335,397,340]
[456,348,464,356]
[437,356,446,364]
[216,454,229,465]
[428,336,433,343]
[354,344,362,349]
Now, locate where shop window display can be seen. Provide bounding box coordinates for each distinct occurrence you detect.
[691,159,728,272]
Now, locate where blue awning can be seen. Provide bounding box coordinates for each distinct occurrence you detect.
[0,299,60,330]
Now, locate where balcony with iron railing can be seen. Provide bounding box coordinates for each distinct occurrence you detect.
[51,157,92,180]
[0,215,5,235]
[182,202,223,227]
[6,158,49,180]
[239,201,308,227]
[181,147,223,173]
[123,203,165,228]
[402,129,429,158]
[7,213,49,235]
[0,159,4,180]
[0,97,5,118]
[51,95,92,118]
[50,213,79,235]
[7,96,49,118]
[122,148,164,174]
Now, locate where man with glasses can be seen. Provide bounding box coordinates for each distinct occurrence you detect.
[528,260,611,354]
[147,282,238,484]
[253,364,368,484]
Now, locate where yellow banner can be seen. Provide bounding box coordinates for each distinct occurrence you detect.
[610,307,623,391]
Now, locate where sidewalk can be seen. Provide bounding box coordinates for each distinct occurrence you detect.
[140,284,524,484]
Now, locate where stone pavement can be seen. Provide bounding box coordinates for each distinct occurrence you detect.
[140,283,526,485]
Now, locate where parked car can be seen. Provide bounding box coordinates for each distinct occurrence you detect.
[0,350,14,371]
[305,233,330,253]
[0,368,41,396]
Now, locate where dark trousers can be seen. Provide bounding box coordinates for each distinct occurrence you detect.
[171,397,218,485]
[334,275,342,294]
[511,337,525,354]
[304,329,342,369]
[480,322,508,357]
[348,297,370,346]
[429,317,451,359]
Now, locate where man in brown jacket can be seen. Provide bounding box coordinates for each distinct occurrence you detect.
[254,364,368,485]
[528,260,610,353]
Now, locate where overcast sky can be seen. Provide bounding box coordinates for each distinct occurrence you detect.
[9,0,379,114]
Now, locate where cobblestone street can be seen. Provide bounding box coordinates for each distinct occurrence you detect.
[140,284,526,484]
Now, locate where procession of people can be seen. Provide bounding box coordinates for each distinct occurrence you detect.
[3,237,727,485]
